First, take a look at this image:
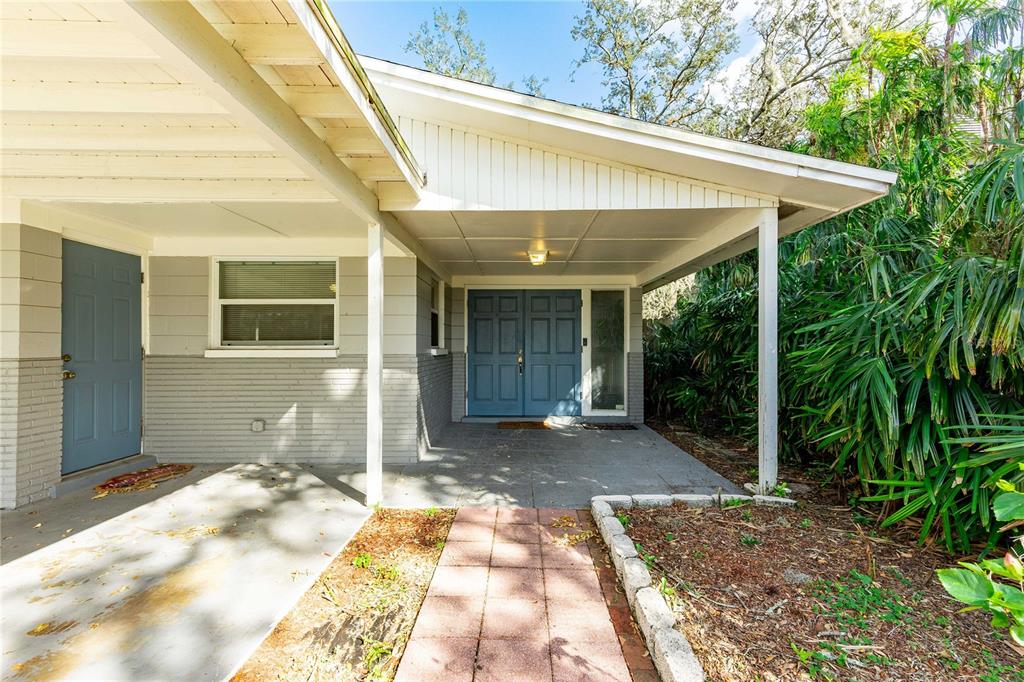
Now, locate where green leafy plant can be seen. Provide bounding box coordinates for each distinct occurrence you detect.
[772,481,792,497]
[352,553,373,569]
[740,533,761,547]
[800,518,814,529]
[616,511,630,528]
[424,506,439,517]
[644,5,1024,555]
[635,542,657,568]
[937,479,1024,646]
[363,639,393,679]
[372,563,400,582]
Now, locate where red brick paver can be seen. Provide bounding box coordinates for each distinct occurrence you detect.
[395,507,635,682]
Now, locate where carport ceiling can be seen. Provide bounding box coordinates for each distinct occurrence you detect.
[53,201,368,239]
[395,207,743,277]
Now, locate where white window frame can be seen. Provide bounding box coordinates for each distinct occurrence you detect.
[206,256,340,358]
[582,287,629,416]
[431,279,446,350]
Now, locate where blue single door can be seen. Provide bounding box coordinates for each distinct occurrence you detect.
[467,291,524,416]
[524,291,582,416]
[61,240,142,474]
[466,290,581,417]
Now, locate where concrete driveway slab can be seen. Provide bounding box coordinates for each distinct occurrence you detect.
[1,464,368,682]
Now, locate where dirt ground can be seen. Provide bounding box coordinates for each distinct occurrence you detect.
[232,508,455,682]
[642,419,1022,680]
[626,500,1023,681]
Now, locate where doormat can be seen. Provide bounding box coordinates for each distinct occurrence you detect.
[93,463,194,499]
[580,423,638,431]
[497,421,549,429]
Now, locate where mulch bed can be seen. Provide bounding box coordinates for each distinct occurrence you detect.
[232,508,455,682]
[625,501,1023,681]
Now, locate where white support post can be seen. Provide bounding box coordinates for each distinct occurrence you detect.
[758,208,779,494]
[366,223,384,507]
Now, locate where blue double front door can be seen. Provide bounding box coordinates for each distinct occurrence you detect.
[61,240,142,474]
[467,290,582,417]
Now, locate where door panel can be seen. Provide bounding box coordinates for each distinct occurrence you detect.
[61,240,142,474]
[467,291,524,416]
[524,291,581,416]
[466,290,582,417]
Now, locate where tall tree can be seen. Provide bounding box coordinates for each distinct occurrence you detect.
[724,0,903,146]
[405,6,548,97]
[571,0,739,128]
[406,6,497,85]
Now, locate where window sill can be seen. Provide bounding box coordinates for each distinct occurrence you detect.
[429,347,450,356]
[204,348,338,359]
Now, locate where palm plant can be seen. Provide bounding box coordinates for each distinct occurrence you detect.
[644,0,1024,552]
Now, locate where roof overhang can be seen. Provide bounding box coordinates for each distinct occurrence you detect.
[362,57,896,217]
[359,57,896,287]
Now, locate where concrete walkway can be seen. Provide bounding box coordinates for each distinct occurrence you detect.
[1,464,368,681]
[396,507,630,682]
[316,423,740,508]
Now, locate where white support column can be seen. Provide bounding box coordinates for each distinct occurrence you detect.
[758,208,779,494]
[366,223,384,507]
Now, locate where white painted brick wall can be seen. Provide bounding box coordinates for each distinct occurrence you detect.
[143,355,419,464]
[0,358,62,508]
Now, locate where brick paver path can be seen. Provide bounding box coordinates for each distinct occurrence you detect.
[395,507,635,682]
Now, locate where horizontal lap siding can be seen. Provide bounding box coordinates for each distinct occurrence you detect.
[143,355,418,464]
[1,224,64,508]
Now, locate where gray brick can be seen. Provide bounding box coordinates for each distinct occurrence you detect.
[1,357,61,508]
[144,355,420,465]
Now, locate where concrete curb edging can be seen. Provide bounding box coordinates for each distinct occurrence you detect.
[590,492,797,681]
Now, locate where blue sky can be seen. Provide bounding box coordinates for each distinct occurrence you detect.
[329,1,762,108]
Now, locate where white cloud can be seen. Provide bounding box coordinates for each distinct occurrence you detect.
[732,0,759,23]
[708,39,761,102]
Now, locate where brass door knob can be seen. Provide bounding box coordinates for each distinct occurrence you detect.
[62,370,76,380]
[62,354,72,362]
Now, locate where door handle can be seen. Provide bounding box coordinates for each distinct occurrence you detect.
[517,349,524,375]
[62,370,76,380]
[62,353,72,363]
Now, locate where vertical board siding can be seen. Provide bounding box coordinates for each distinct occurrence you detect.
[388,116,778,212]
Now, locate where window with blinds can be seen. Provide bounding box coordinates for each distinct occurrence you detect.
[215,260,337,346]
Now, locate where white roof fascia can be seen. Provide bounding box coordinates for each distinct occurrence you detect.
[293,1,426,193]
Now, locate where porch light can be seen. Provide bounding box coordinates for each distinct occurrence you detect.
[527,250,548,266]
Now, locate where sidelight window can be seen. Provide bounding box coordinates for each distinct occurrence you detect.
[590,290,625,411]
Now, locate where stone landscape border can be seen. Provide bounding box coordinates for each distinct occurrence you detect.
[590,493,795,682]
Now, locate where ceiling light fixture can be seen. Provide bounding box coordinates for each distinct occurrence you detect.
[527,249,549,266]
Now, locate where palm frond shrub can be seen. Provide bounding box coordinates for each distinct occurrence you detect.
[645,2,1024,552]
